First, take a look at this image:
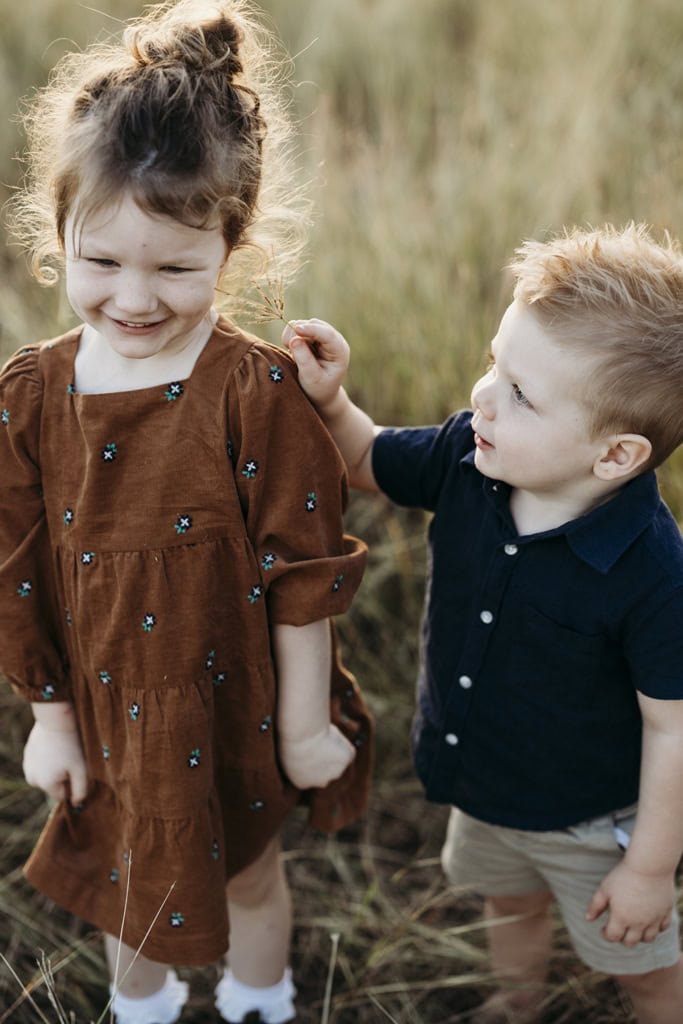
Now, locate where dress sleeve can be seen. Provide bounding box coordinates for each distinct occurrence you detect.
[227,342,367,626]
[0,346,71,702]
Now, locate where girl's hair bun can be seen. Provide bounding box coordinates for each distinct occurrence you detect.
[125,3,243,79]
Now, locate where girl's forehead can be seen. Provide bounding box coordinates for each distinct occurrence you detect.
[67,192,224,251]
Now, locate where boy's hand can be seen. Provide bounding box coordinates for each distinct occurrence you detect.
[282,319,350,411]
[279,723,356,791]
[585,860,675,945]
[23,719,88,806]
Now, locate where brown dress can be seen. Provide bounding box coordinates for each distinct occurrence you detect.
[0,317,371,965]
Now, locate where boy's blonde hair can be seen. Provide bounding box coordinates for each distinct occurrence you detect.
[509,223,683,470]
[8,0,309,314]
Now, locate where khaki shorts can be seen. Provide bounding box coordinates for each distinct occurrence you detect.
[441,806,680,975]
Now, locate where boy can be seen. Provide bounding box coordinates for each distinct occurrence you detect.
[283,225,683,1024]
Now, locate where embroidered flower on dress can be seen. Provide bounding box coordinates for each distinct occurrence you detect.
[249,799,265,811]
[99,670,112,685]
[110,868,119,883]
[17,580,32,598]
[187,748,201,768]
[332,574,344,592]
[141,613,157,633]
[65,608,72,626]
[247,585,263,604]
[165,382,184,402]
[259,715,272,733]
[101,443,118,462]
[261,552,277,571]
[1,409,9,426]
[175,514,193,534]
[169,912,185,927]
[205,650,215,670]
[212,672,226,687]
[103,745,110,760]
[211,839,220,860]
[67,383,75,395]
[305,491,317,512]
[63,508,74,526]
[241,459,258,479]
[81,552,95,565]
[129,702,141,721]
[41,684,55,701]
[268,365,284,383]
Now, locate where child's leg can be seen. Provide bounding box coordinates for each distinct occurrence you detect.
[103,933,168,997]
[103,934,188,1023]
[482,890,554,1011]
[224,834,292,986]
[615,958,683,1024]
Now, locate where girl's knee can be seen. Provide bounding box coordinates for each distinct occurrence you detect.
[226,836,284,907]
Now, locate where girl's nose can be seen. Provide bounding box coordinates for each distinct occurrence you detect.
[115,274,158,316]
[471,372,496,420]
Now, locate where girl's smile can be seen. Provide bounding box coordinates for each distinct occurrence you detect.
[65,191,227,365]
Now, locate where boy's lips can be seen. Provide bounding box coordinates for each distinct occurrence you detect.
[473,431,494,451]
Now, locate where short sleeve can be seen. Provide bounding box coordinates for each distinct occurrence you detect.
[372,410,475,512]
[227,343,367,626]
[0,346,71,702]
[623,583,683,701]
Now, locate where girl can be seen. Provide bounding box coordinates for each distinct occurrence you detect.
[0,3,371,1022]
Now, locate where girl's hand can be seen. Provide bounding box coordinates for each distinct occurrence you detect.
[282,318,350,412]
[23,719,89,806]
[279,723,356,791]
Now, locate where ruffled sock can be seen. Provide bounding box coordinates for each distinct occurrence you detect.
[110,968,189,1024]
[214,967,296,1023]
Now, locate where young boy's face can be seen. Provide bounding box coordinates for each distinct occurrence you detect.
[470,300,605,508]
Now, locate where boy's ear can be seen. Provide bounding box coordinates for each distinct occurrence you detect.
[593,434,652,481]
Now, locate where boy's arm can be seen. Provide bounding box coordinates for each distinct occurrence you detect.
[24,701,88,806]
[273,619,356,790]
[283,319,381,492]
[585,693,683,945]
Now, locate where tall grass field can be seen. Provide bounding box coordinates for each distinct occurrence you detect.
[2,1,683,1020]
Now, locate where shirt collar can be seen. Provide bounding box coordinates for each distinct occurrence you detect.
[462,453,661,574]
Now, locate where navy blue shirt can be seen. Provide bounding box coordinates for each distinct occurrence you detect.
[372,411,683,830]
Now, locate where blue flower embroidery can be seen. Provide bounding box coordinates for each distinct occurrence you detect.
[165,382,184,401]
[141,613,157,633]
[268,365,284,383]
[211,839,220,861]
[102,443,118,462]
[67,383,75,395]
[110,868,119,883]
[103,745,110,761]
[1,409,9,426]
[261,552,277,571]
[175,514,193,534]
[99,670,112,685]
[332,574,344,592]
[249,799,265,812]
[248,585,263,604]
[212,672,226,687]
[17,580,32,598]
[241,459,259,479]
[81,552,95,565]
[259,715,272,733]
[205,650,215,670]
[187,748,201,768]
[305,492,317,512]
[129,702,141,721]
[41,684,55,701]
[64,508,74,526]
[169,912,185,928]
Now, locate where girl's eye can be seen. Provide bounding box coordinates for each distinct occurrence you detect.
[512,383,530,407]
[88,258,117,267]
[161,265,190,274]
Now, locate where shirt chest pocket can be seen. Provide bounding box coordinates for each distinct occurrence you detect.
[506,605,618,716]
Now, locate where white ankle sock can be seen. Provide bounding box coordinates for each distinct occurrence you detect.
[110,968,189,1024]
[214,967,296,1023]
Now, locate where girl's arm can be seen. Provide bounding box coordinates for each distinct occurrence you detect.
[273,619,356,790]
[24,701,88,806]
[283,319,381,492]
[585,693,683,944]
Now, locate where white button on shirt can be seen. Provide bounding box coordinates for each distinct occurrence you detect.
[480,610,493,624]
[504,543,518,556]
[459,675,473,689]
[445,733,459,746]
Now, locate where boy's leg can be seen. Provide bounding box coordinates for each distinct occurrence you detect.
[224,833,292,987]
[614,958,683,1024]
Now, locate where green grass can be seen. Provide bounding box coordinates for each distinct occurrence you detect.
[2,0,683,1020]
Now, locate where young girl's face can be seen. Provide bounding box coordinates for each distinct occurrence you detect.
[65,192,227,360]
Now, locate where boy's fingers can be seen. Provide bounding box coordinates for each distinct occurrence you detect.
[585,888,608,921]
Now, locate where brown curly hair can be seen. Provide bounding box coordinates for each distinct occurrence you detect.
[8,0,309,311]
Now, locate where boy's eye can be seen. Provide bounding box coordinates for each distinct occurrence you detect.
[512,383,530,407]
[161,265,191,274]
[87,258,117,267]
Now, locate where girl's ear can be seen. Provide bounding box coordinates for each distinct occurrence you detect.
[593,434,652,481]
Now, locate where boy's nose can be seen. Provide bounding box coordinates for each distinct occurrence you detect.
[471,375,496,419]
